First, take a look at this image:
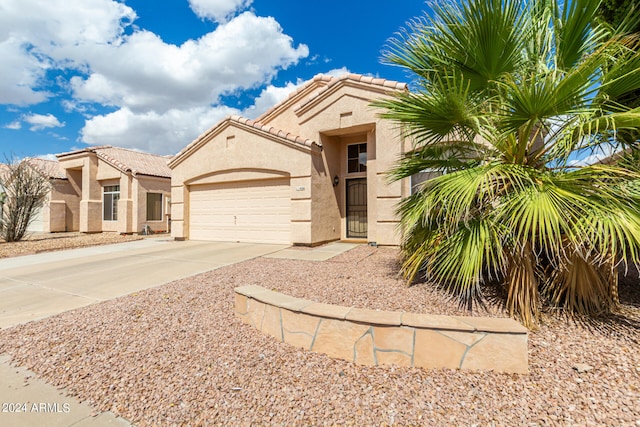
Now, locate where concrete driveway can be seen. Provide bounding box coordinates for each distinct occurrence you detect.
[0,238,288,329]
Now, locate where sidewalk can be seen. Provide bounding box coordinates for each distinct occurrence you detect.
[0,355,133,427]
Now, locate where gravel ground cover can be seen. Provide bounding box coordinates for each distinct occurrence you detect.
[0,245,638,426]
[0,232,143,258]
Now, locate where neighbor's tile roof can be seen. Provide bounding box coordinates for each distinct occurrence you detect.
[1,159,66,182]
[25,158,67,180]
[57,146,172,178]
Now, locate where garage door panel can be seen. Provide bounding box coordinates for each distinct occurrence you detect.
[190,178,291,244]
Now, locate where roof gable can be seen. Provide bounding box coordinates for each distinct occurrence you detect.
[256,74,333,124]
[169,115,319,169]
[294,73,408,118]
[257,73,407,124]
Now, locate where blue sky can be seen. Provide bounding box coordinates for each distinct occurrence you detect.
[0,0,428,159]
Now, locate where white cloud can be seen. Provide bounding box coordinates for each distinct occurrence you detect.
[0,37,51,105]
[243,68,353,119]
[0,0,135,105]
[70,12,308,112]
[36,153,58,161]
[243,81,300,119]
[24,113,64,131]
[80,106,240,155]
[80,66,352,155]
[324,67,351,78]
[5,121,22,130]
[0,0,314,155]
[188,0,253,23]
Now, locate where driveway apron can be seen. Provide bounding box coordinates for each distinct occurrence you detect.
[0,239,287,329]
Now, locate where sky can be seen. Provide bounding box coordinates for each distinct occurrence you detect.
[0,0,429,159]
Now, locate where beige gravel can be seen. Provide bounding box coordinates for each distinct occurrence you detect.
[0,245,639,426]
[0,232,143,258]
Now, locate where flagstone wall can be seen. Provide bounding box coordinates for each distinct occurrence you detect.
[234,285,528,374]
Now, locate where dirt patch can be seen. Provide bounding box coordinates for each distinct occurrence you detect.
[0,246,638,425]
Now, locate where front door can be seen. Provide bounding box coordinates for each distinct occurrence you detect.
[346,178,367,238]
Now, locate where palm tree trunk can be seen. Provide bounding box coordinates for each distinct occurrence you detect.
[506,241,540,328]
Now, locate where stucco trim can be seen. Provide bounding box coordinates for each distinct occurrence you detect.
[185,168,291,186]
[256,74,334,124]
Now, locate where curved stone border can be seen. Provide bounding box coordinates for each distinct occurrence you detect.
[234,285,528,374]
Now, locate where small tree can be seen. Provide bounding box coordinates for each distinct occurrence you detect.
[0,159,52,242]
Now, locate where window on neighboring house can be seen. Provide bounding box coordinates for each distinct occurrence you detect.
[146,193,163,221]
[347,143,367,173]
[103,185,120,221]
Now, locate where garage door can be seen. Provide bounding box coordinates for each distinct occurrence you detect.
[189,178,291,244]
[27,205,44,233]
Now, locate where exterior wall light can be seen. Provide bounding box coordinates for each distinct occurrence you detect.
[333,176,339,187]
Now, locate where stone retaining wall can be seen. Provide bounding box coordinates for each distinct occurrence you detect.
[234,285,528,374]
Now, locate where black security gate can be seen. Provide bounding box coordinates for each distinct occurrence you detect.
[346,178,367,238]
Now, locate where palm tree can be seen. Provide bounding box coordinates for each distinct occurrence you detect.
[375,0,640,328]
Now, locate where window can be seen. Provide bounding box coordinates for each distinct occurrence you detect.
[347,143,367,173]
[103,185,120,221]
[146,193,163,221]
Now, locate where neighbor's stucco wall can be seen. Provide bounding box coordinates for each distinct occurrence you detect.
[46,178,81,232]
[136,175,171,233]
[58,153,170,234]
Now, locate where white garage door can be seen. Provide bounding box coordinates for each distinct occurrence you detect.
[189,178,291,244]
[27,205,44,233]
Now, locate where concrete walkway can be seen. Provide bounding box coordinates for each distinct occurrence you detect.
[0,238,358,426]
[263,241,360,261]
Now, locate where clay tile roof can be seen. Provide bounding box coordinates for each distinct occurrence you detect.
[57,145,171,178]
[25,158,67,180]
[94,147,172,178]
[228,115,319,148]
[296,73,407,113]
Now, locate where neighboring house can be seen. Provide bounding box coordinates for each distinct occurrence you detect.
[0,159,71,234]
[24,158,74,233]
[54,146,172,234]
[169,74,411,246]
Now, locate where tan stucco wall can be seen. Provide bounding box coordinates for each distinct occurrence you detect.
[136,176,171,233]
[293,82,406,245]
[46,179,81,232]
[170,122,315,243]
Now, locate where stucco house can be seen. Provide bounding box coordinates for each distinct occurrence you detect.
[169,73,411,246]
[0,159,72,234]
[24,158,76,233]
[53,146,172,234]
